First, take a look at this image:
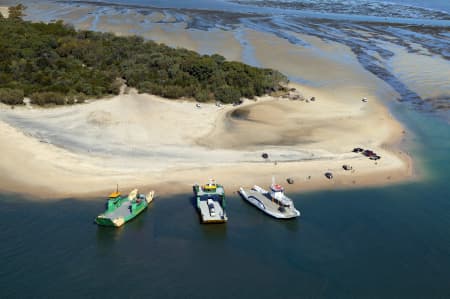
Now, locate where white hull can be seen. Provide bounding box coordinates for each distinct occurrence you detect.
[239,187,300,219]
[146,191,155,204]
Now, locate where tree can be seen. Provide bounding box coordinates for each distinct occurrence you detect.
[195,89,213,102]
[0,17,287,105]
[214,85,241,104]
[8,4,26,20]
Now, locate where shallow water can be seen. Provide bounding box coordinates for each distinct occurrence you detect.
[66,0,450,15]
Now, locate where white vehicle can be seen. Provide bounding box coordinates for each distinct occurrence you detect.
[207,198,216,217]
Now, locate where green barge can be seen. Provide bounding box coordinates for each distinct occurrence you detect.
[95,188,155,227]
[193,180,227,224]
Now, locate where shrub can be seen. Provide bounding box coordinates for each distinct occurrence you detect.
[30,92,65,106]
[0,88,24,105]
[194,89,213,102]
[214,85,241,104]
[76,93,86,103]
[138,82,162,95]
[66,94,75,105]
[161,85,186,99]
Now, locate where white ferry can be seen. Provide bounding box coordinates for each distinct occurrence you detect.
[239,178,300,219]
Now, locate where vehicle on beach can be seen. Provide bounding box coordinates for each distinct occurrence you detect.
[95,188,155,227]
[353,148,382,160]
[325,172,333,179]
[238,178,300,219]
[363,149,376,157]
[343,164,353,171]
[193,180,228,224]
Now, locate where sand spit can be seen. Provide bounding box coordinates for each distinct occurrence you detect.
[0,84,413,199]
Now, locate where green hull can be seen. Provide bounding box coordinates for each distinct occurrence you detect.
[95,192,150,227]
[95,203,147,227]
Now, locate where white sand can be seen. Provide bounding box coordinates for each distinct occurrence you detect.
[0,84,413,199]
[0,6,9,18]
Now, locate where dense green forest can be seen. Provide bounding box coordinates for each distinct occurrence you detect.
[0,5,287,106]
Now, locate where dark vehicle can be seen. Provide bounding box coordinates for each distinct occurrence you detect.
[363,150,376,157]
[325,172,333,179]
[343,165,353,171]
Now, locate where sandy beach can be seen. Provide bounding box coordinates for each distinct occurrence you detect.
[0,83,413,199]
[0,6,8,18]
[0,3,416,199]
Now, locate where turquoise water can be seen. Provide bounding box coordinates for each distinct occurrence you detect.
[1,107,449,298]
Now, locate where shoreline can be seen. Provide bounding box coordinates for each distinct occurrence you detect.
[0,84,416,200]
[0,149,415,201]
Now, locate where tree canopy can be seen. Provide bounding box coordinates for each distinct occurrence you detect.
[0,13,288,106]
[8,4,27,20]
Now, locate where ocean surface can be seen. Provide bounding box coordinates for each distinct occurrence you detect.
[1,0,450,298]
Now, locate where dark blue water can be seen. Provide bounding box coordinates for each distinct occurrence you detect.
[1,109,449,298]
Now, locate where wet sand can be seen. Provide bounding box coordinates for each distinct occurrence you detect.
[382,41,450,111]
